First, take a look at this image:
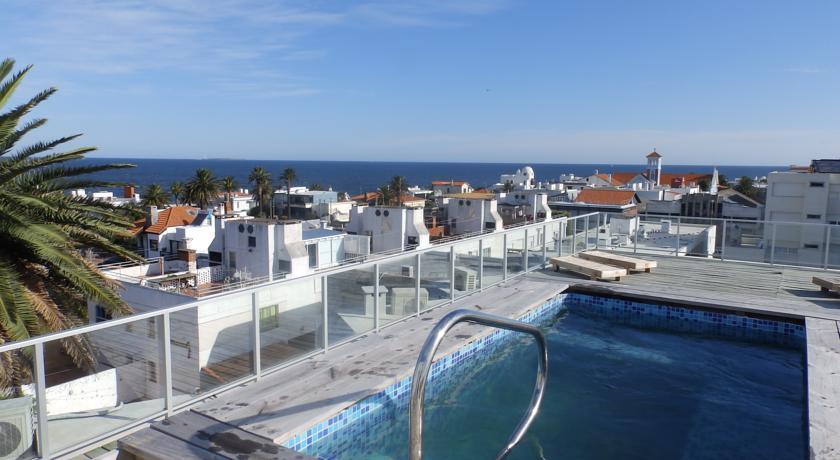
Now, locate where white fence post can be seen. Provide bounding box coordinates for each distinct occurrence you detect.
[34,342,50,460]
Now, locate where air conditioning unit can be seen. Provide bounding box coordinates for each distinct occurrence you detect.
[400,265,414,278]
[0,395,34,460]
[454,267,478,291]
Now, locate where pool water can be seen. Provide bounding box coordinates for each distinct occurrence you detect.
[306,305,806,459]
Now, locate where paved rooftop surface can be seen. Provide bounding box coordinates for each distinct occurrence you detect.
[535,252,840,321]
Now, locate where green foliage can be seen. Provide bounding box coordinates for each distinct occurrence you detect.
[248,167,272,217]
[141,183,169,208]
[169,181,184,205]
[734,176,756,198]
[282,167,296,219]
[185,168,219,209]
[389,175,408,207]
[0,58,140,387]
[502,180,515,193]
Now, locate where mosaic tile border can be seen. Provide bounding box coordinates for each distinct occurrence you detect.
[285,292,806,456]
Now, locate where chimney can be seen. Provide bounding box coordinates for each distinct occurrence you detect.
[145,206,159,226]
[178,249,197,273]
[123,185,136,199]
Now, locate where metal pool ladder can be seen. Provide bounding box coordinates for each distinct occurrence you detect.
[409,309,549,460]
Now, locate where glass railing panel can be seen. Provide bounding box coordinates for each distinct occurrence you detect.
[827,225,840,270]
[506,229,525,276]
[771,222,826,268]
[482,234,505,287]
[258,278,324,371]
[378,256,420,327]
[546,221,562,259]
[721,219,767,263]
[561,219,574,255]
[453,241,481,297]
[634,215,684,256]
[45,317,166,454]
[0,346,39,459]
[169,292,255,400]
[527,226,544,269]
[420,248,452,311]
[676,217,719,259]
[327,266,376,345]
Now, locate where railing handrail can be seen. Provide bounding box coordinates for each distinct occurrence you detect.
[408,309,548,460]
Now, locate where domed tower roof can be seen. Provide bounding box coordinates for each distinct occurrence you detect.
[646,149,662,159]
[521,166,535,177]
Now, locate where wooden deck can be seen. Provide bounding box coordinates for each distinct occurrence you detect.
[534,253,840,321]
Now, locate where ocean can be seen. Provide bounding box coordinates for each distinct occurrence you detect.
[75,158,782,195]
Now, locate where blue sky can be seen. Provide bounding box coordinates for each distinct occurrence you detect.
[4,0,839,165]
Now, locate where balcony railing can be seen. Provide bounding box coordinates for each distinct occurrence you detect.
[0,211,836,459]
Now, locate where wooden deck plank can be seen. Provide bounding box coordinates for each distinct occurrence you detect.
[549,256,627,281]
[806,318,840,460]
[579,250,657,271]
[117,428,228,460]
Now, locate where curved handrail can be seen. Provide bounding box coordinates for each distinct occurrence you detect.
[408,309,549,460]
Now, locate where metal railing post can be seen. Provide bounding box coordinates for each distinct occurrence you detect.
[415,254,422,314]
[478,239,484,291]
[770,223,777,265]
[34,342,50,459]
[675,216,681,256]
[572,218,578,255]
[322,276,329,351]
[584,215,590,250]
[251,291,261,380]
[720,219,727,261]
[523,228,529,272]
[160,313,174,415]
[374,263,381,332]
[595,214,601,249]
[450,246,456,300]
[633,216,639,254]
[502,233,508,280]
[825,225,832,270]
[542,223,548,265]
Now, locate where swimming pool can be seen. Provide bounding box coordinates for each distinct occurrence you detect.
[289,293,807,459]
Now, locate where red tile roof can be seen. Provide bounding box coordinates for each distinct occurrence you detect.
[660,173,712,185]
[145,206,199,234]
[575,189,638,206]
[591,173,624,186]
[431,180,468,186]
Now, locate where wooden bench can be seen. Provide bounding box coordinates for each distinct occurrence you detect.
[549,256,627,281]
[813,276,840,295]
[578,250,657,272]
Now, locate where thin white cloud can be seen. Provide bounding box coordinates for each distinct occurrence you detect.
[4,0,508,97]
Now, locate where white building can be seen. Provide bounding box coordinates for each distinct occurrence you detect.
[431,180,473,196]
[211,189,255,216]
[70,185,141,206]
[764,160,840,266]
[345,206,430,253]
[444,195,503,236]
[137,206,221,260]
[498,166,536,190]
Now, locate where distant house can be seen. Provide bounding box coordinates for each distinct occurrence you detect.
[432,180,473,196]
[549,188,640,217]
[350,191,425,209]
[444,194,503,235]
[345,206,430,253]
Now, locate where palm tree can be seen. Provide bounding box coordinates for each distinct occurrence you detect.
[377,185,394,206]
[248,167,272,217]
[0,58,140,387]
[141,184,169,208]
[169,181,184,205]
[221,176,237,212]
[734,176,756,198]
[389,176,408,207]
[502,180,515,193]
[185,168,219,209]
[282,167,297,219]
[309,183,323,191]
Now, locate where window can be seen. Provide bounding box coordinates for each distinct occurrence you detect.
[810,182,825,187]
[407,236,418,246]
[209,251,222,266]
[485,222,496,230]
[259,305,279,332]
[806,214,822,220]
[95,306,111,323]
[804,243,820,249]
[147,361,157,383]
[229,251,237,269]
[149,239,158,251]
[308,244,317,268]
[278,259,292,273]
[248,236,257,248]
